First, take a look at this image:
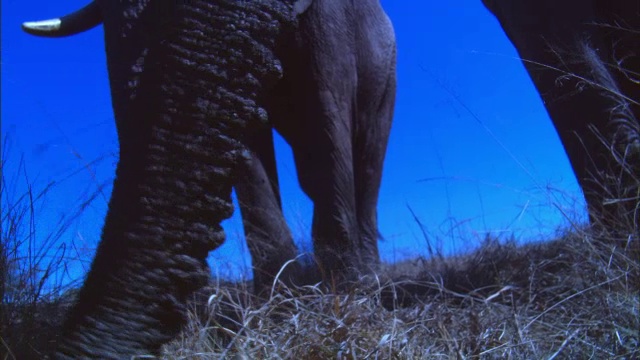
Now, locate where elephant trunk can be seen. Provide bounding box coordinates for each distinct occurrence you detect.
[54,1,298,358]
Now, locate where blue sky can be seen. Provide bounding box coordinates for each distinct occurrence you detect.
[2,1,587,280]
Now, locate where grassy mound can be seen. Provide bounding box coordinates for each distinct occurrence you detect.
[162,228,638,359]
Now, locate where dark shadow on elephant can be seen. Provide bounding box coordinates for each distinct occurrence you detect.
[22,0,396,358]
[483,0,640,231]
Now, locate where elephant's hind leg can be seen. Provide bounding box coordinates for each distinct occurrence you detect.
[289,86,362,280]
[353,52,397,272]
[235,127,298,295]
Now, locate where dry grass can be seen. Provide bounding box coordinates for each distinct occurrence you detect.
[3,149,637,358]
[4,141,638,359]
[0,143,96,359]
[162,227,639,359]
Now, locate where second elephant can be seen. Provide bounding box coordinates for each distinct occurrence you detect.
[236,0,396,291]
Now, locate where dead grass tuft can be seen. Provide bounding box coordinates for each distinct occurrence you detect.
[163,226,639,359]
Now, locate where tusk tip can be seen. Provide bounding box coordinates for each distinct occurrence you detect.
[22,19,62,34]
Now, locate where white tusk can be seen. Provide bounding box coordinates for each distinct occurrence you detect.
[22,18,63,32]
[22,1,102,38]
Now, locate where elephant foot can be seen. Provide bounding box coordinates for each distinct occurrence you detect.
[312,248,381,292]
[252,255,305,298]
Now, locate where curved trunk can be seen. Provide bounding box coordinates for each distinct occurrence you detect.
[54,1,298,358]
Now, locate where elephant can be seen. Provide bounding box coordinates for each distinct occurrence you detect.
[23,0,396,358]
[482,0,640,230]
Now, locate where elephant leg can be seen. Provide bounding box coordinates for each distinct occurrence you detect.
[235,127,299,295]
[274,70,360,278]
[600,2,640,227]
[484,0,640,230]
[269,0,396,280]
[296,120,361,279]
[548,8,640,229]
[353,49,397,270]
[271,57,362,279]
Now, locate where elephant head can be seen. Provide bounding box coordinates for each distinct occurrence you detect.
[483,0,640,230]
[23,0,397,357]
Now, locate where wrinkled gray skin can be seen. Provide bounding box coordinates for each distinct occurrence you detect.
[235,0,396,291]
[23,0,396,358]
[483,0,640,229]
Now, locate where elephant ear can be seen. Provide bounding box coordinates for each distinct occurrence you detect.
[292,0,313,17]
